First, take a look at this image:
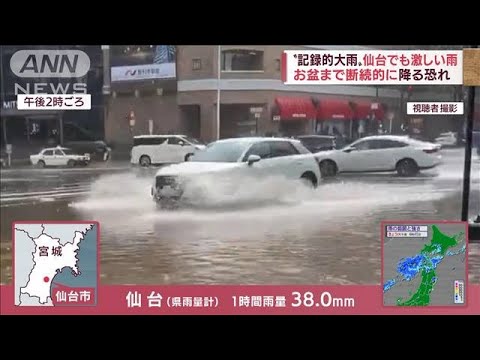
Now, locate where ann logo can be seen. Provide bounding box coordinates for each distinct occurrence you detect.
[20,54,78,74]
[10,50,90,78]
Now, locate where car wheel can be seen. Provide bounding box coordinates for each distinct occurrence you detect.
[185,153,194,162]
[319,160,338,178]
[139,155,151,167]
[67,160,76,168]
[36,160,46,168]
[300,172,318,188]
[396,158,419,177]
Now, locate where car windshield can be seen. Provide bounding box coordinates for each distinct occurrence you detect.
[190,141,249,162]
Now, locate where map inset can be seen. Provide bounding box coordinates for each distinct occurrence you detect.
[383,223,467,307]
[14,222,98,307]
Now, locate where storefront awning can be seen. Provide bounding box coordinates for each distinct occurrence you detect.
[316,99,354,120]
[275,97,316,120]
[353,101,385,120]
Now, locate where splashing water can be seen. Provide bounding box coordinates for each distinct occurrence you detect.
[70,168,452,242]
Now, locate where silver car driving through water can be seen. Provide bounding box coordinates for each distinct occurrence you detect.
[151,137,321,208]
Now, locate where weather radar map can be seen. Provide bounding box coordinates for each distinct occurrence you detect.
[383,222,467,307]
[14,222,98,307]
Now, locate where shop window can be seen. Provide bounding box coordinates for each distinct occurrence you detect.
[63,123,94,142]
[409,117,424,135]
[192,58,202,70]
[222,50,264,71]
[5,119,27,143]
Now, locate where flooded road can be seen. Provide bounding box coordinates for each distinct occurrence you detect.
[1,148,479,285]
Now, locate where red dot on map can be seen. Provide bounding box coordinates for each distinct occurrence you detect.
[43,276,49,282]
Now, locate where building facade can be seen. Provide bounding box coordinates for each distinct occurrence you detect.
[104,45,408,148]
[176,45,402,142]
[3,45,474,158]
[103,45,180,153]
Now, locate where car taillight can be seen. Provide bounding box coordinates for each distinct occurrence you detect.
[423,148,438,154]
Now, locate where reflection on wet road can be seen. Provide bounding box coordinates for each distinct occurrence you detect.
[1,149,479,285]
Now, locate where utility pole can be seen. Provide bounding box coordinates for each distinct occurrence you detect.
[216,45,221,140]
[0,45,4,106]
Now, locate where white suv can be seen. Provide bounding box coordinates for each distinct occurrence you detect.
[131,135,205,167]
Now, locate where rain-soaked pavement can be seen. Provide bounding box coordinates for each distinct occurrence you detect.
[1,148,479,285]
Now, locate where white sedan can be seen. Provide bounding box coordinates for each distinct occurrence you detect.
[314,135,442,177]
[30,147,90,168]
[151,137,321,208]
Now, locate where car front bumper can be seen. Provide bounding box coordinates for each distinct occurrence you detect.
[151,175,186,206]
[152,185,184,199]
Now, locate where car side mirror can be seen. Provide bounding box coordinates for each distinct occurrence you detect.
[178,141,185,146]
[247,154,261,165]
[343,146,355,153]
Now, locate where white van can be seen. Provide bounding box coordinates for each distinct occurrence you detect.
[131,135,205,166]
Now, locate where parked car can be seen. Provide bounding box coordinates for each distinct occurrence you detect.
[64,139,111,162]
[434,132,459,147]
[30,146,90,168]
[151,137,321,208]
[60,122,111,162]
[296,135,337,153]
[131,135,205,167]
[314,135,442,178]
